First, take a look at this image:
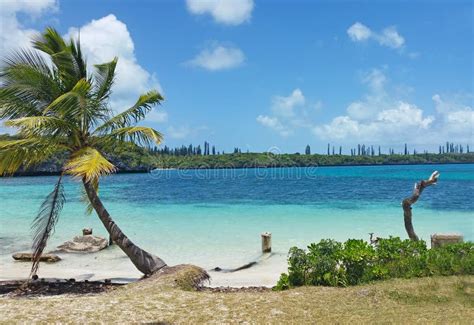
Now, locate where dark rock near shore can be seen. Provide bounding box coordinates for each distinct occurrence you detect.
[12,252,61,263]
[57,235,108,253]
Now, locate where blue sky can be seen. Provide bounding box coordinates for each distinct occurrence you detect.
[1,0,473,153]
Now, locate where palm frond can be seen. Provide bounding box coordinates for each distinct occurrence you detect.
[33,28,86,91]
[1,48,53,80]
[0,49,60,119]
[64,147,116,182]
[32,27,67,55]
[0,138,67,175]
[93,58,117,101]
[30,175,65,277]
[98,126,163,148]
[69,36,87,80]
[94,90,163,133]
[43,79,92,129]
[4,116,76,138]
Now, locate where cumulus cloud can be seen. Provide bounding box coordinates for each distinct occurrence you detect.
[66,14,165,120]
[312,70,472,145]
[0,0,58,58]
[186,0,254,25]
[431,94,474,140]
[346,69,390,120]
[347,22,371,41]
[0,0,58,134]
[256,115,291,137]
[271,89,305,117]
[257,89,318,136]
[347,22,405,50]
[186,42,245,71]
[313,102,434,141]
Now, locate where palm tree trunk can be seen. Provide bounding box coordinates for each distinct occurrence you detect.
[83,179,166,275]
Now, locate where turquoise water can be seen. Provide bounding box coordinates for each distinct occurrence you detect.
[0,164,473,272]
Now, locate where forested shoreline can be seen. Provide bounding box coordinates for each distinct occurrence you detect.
[2,134,473,175]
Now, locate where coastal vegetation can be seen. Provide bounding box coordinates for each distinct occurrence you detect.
[1,133,473,174]
[0,28,166,276]
[275,238,474,290]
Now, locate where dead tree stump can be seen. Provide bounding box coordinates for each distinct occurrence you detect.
[402,171,440,241]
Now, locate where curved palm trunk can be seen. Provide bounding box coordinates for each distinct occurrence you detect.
[83,180,166,275]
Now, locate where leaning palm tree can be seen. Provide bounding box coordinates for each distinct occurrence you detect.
[0,28,167,277]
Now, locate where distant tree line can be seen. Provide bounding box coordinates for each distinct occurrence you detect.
[154,141,471,157]
[302,142,471,156]
[151,141,249,156]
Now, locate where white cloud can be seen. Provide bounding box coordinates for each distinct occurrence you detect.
[0,0,57,134]
[66,15,163,114]
[313,102,434,141]
[186,0,254,25]
[0,0,58,58]
[256,115,291,137]
[272,88,305,117]
[347,22,405,50]
[376,26,405,49]
[432,94,474,139]
[312,71,472,145]
[362,68,387,92]
[347,22,371,41]
[346,69,390,120]
[186,42,245,71]
[257,89,318,136]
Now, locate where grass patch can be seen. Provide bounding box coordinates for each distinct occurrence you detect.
[0,270,472,323]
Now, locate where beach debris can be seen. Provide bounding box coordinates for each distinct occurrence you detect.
[430,233,463,248]
[213,261,257,273]
[262,232,272,253]
[203,286,270,293]
[82,228,93,236]
[12,252,61,263]
[0,279,121,297]
[56,235,108,253]
[212,252,273,273]
[402,170,440,241]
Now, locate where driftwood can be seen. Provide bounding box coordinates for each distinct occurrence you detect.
[212,253,272,273]
[402,171,440,241]
[12,253,61,263]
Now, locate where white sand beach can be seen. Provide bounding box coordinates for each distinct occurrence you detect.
[0,247,287,287]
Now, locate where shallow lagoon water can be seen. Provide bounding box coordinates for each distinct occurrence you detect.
[0,164,473,285]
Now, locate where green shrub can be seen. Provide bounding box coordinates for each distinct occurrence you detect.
[275,238,473,290]
[341,239,375,285]
[306,240,345,286]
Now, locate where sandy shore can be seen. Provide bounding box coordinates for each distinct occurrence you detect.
[0,247,287,287]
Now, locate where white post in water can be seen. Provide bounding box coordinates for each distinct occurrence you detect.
[261,232,272,253]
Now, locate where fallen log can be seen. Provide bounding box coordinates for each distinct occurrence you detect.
[12,253,61,263]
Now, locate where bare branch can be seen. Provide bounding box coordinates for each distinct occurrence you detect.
[402,171,440,241]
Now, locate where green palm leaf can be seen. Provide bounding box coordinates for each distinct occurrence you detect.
[94,90,163,133]
[30,175,65,277]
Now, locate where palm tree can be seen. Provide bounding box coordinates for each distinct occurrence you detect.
[0,28,167,277]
